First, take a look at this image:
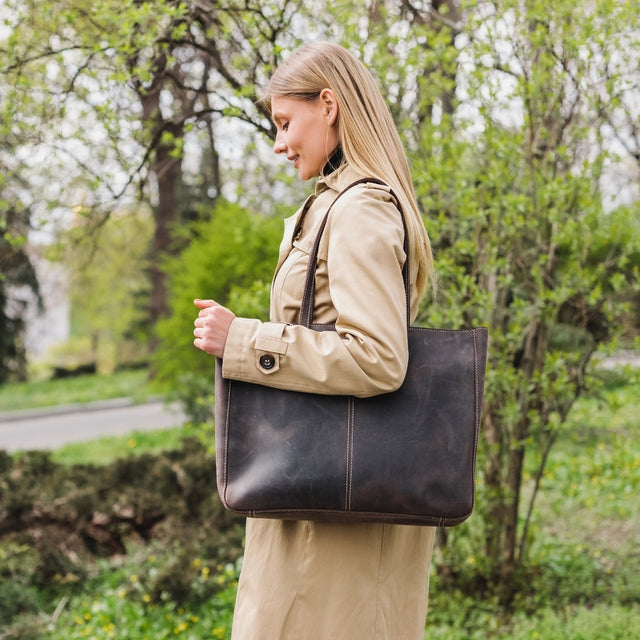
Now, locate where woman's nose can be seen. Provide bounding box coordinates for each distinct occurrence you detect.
[273,133,287,154]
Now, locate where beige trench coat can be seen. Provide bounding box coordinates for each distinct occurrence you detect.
[222,165,435,640]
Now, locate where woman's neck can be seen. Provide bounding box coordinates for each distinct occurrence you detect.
[321,147,344,176]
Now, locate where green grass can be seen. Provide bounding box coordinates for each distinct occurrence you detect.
[527,368,640,557]
[426,603,640,639]
[428,367,640,638]
[0,370,163,412]
[26,551,240,640]
[49,423,212,466]
[54,562,238,640]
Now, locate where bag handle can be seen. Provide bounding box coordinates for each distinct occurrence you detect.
[299,178,411,327]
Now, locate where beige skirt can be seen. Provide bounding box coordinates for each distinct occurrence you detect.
[231,518,435,640]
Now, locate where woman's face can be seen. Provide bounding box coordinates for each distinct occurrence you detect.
[271,91,339,181]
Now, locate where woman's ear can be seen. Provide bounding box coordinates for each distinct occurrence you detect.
[319,88,338,126]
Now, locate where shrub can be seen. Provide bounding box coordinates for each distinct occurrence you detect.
[0,437,245,630]
[153,199,283,421]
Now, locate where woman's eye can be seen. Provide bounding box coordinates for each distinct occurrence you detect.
[282,122,289,131]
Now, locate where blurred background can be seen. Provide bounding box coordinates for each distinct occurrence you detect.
[1,1,639,638]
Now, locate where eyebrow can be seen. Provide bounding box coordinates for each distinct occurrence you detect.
[271,110,287,126]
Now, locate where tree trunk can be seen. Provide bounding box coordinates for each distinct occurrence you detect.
[150,131,183,323]
[132,48,189,337]
[498,438,525,603]
[430,0,461,116]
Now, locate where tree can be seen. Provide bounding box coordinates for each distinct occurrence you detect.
[0,0,312,340]
[0,206,39,383]
[0,27,41,382]
[48,206,154,372]
[414,0,640,602]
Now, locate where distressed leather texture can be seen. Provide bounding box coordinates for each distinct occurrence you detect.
[214,179,489,526]
[216,325,487,526]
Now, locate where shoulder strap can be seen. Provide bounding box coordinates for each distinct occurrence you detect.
[299,178,411,327]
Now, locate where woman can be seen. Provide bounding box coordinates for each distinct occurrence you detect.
[193,42,436,640]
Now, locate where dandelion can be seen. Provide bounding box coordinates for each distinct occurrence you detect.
[202,566,210,579]
[130,574,139,583]
[192,558,202,569]
[212,628,226,639]
[174,621,189,634]
[143,593,152,603]
[128,438,137,448]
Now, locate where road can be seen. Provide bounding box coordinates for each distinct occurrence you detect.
[0,398,188,453]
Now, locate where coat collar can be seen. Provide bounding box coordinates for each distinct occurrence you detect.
[315,162,364,197]
[281,162,366,257]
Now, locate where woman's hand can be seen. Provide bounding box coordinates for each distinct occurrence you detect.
[193,299,236,358]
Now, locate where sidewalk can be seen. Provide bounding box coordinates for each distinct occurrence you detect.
[0,396,165,423]
[0,397,187,452]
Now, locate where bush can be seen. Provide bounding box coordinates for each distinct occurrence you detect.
[0,436,245,635]
[47,556,240,640]
[153,199,283,421]
[0,576,38,625]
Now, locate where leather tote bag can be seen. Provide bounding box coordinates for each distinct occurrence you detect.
[215,179,488,526]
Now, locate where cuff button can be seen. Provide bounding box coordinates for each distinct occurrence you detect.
[259,353,276,370]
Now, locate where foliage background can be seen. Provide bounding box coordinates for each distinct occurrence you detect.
[1,0,640,636]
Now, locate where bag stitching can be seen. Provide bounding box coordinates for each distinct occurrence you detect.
[346,397,355,511]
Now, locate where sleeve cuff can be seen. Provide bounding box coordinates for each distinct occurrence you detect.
[222,318,289,380]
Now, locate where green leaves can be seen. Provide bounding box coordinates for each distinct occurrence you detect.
[152,199,282,395]
[410,0,640,598]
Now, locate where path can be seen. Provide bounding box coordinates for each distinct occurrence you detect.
[0,398,188,452]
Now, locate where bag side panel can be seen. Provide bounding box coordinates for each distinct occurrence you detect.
[349,328,484,522]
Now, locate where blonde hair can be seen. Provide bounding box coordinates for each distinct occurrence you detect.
[262,41,435,300]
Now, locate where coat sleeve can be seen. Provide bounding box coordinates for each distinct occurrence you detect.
[221,185,409,398]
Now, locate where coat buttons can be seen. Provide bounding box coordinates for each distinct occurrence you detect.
[259,353,276,370]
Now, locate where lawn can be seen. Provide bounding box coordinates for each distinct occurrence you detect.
[0,369,160,412]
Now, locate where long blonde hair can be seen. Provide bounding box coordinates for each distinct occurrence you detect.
[262,41,435,300]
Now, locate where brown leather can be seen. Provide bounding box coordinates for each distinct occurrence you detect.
[214,179,488,526]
